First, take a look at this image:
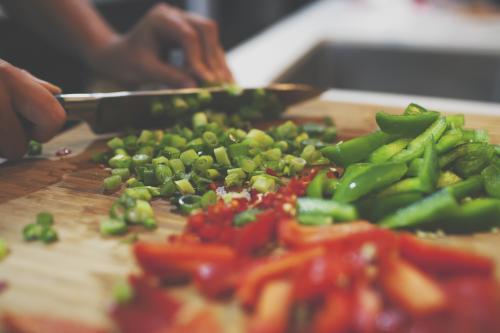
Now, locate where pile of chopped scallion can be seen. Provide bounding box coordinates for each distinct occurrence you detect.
[94,89,337,235]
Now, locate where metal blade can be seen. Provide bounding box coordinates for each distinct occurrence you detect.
[60,84,325,133]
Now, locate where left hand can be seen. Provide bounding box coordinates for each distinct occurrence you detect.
[87,3,233,89]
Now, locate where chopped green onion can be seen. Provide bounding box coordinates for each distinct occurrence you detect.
[233,208,261,227]
[169,159,185,173]
[178,195,202,214]
[112,280,134,304]
[193,155,214,173]
[109,154,132,169]
[107,137,124,150]
[36,212,54,227]
[27,140,43,156]
[0,239,9,261]
[193,112,208,128]
[103,175,122,192]
[180,149,199,166]
[100,218,128,236]
[201,190,217,208]
[214,147,231,166]
[39,228,58,244]
[175,179,195,195]
[112,168,131,181]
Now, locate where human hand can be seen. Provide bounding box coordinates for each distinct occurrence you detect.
[0,60,66,159]
[87,3,233,89]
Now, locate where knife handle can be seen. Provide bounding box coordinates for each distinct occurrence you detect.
[56,94,99,123]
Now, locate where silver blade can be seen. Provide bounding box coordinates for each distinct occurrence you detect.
[60,84,325,133]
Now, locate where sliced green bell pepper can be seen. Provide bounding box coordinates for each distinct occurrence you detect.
[445,175,483,200]
[375,111,439,136]
[297,198,358,222]
[334,162,408,203]
[481,164,500,198]
[379,189,458,229]
[321,131,395,167]
[437,198,500,233]
[357,192,423,221]
[368,138,411,163]
[419,139,439,193]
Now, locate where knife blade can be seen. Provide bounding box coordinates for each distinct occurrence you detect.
[58,83,325,134]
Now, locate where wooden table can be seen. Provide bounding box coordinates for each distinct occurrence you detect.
[1,100,500,331]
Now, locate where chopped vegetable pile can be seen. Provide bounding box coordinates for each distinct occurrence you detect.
[112,172,500,333]
[22,212,58,244]
[95,89,336,235]
[314,103,500,233]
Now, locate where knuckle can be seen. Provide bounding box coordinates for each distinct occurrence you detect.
[203,20,218,34]
[0,61,17,79]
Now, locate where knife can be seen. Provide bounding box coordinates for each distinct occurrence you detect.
[57,83,325,134]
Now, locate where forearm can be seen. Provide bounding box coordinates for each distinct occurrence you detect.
[1,0,118,65]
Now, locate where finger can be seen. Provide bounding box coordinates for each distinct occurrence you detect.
[141,54,196,88]
[0,88,28,159]
[185,14,234,83]
[149,4,216,83]
[21,70,62,94]
[4,67,66,142]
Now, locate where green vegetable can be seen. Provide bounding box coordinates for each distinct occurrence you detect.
[357,192,423,221]
[379,189,458,229]
[297,213,333,225]
[234,208,262,227]
[251,175,276,193]
[334,162,408,203]
[100,218,128,236]
[437,198,500,233]
[297,198,359,222]
[419,139,439,193]
[112,168,131,181]
[112,280,134,304]
[107,137,124,150]
[200,190,217,208]
[180,149,199,166]
[375,111,440,136]
[446,175,484,200]
[175,179,195,195]
[36,212,54,227]
[109,154,132,169]
[178,195,202,214]
[103,175,122,192]
[0,239,9,261]
[321,131,394,167]
[481,164,500,198]
[368,138,411,163]
[27,140,42,156]
[214,147,231,167]
[306,170,328,198]
[39,228,58,244]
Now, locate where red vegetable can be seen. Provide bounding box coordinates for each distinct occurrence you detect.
[312,289,353,333]
[399,234,494,278]
[134,242,236,279]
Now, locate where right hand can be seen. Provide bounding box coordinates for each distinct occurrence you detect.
[0,60,66,160]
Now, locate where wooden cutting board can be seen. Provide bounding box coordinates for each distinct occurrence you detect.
[1,99,500,331]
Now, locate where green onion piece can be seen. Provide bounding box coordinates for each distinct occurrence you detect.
[201,190,217,208]
[225,173,244,187]
[162,146,181,159]
[125,200,154,224]
[251,175,276,193]
[124,188,152,201]
[187,138,205,151]
[112,280,134,304]
[132,154,151,167]
[103,175,122,192]
[100,218,128,236]
[27,140,43,156]
[246,129,274,148]
[154,164,172,184]
[206,168,220,180]
[169,135,187,149]
[193,155,214,173]
[214,147,231,166]
[137,130,154,144]
[152,156,169,166]
[202,131,219,148]
[112,168,131,181]
[197,90,212,104]
[175,179,195,195]
[123,135,138,151]
[137,146,154,157]
[36,212,54,227]
[159,180,176,197]
[169,159,186,173]
[126,177,143,188]
[180,149,199,166]
[228,142,249,158]
[23,224,42,241]
[40,228,58,244]
[193,112,208,128]
[233,208,262,227]
[109,154,132,169]
[178,195,202,214]
[298,214,333,226]
[239,158,257,173]
[107,137,124,150]
[143,218,157,230]
[172,96,189,111]
[0,239,9,261]
[263,148,282,161]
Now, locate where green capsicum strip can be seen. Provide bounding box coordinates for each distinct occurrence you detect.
[321,131,395,167]
[306,170,329,198]
[377,178,422,197]
[334,162,408,203]
[436,129,463,154]
[419,139,439,193]
[391,117,447,163]
[368,138,411,164]
[437,198,500,233]
[356,192,423,221]
[297,198,359,222]
[379,189,458,229]
[445,175,484,200]
[375,111,439,136]
[481,164,500,199]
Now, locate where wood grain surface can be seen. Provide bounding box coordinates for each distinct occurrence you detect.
[0,99,500,331]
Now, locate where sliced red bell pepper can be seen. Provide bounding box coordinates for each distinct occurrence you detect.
[231,209,277,255]
[236,246,325,307]
[134,242,236,279]
[168,309,223,333]
[278,218,376,249]
[352,284,382,333]
[194,260,246,298]
[1,313,108,333]
[380,257,446,317]
[312,289,353,333]
[111,275,180,333]
[248,280,293,333]
[399,234,494,277]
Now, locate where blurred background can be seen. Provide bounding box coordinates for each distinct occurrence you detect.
[1,0,500,102]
